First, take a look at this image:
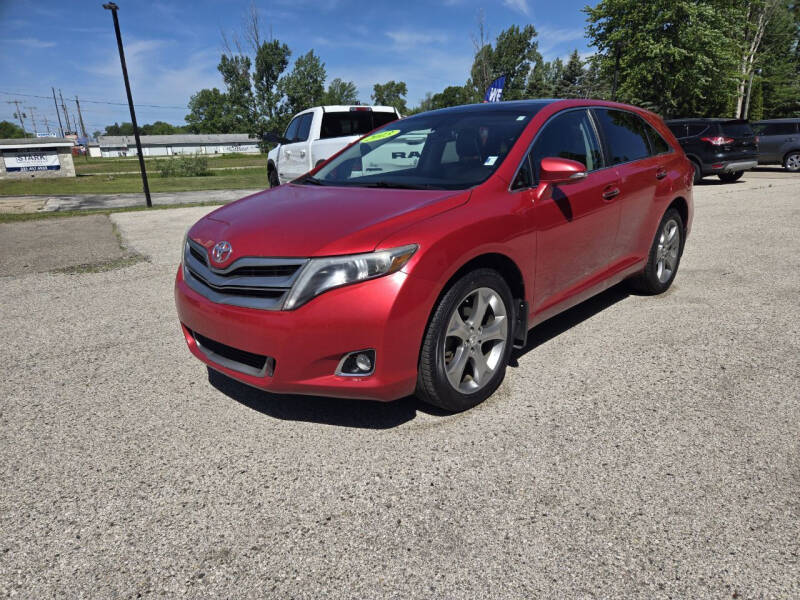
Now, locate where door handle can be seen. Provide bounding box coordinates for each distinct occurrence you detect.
[300,150,306,158]
[285,150,292,157]
[656,168,667,180]
[602,187,620,200]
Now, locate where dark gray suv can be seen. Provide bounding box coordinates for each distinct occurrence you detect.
[752,119,800,172]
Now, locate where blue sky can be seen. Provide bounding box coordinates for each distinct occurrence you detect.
[0,0,594,134]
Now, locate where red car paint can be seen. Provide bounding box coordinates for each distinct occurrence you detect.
[175,99,693,401]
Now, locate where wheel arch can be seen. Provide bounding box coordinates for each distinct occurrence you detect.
[267,159,277,173]
[667,196,689,231]
[783,148,800,166]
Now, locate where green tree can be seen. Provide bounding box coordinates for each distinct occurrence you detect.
[554,50,584,98]
[578,55,612,99]
[322,78,359,105]
[585,0,741,117]
[757,0,800,117]
[218,54,256,131]
[372,80,408,114]
[468,25,540,101]
[104,122,134,136]
[91,130,102,140]
[141,121,180,135]
[185,88,237,133]
[430,85,471,109]
[254,38,291,137]
[525,57,549,98]
[279,50,327,117]
[0,120,27,138]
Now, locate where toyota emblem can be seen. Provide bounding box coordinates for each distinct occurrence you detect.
[211,241,232,263]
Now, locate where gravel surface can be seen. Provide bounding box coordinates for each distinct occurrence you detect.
[1,172,798,598]
[0,214,129,276]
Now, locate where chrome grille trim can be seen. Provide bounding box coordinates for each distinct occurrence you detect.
[193,331,275,377]
[183,239,308,310]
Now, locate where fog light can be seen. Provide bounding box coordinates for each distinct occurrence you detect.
[336,349,376,376]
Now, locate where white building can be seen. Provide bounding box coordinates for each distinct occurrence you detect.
[97,133,260,158]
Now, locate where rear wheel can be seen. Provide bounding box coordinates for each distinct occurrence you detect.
[629,208,684,295]
[268,168,280,188]
[718,170,743,183]
[416,269,514,412]
[690,160,702,184]
[785,151,800,172]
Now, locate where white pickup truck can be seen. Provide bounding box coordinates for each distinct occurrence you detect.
[266,105,401,186]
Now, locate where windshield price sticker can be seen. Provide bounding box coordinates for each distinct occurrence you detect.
[361,129,400,144]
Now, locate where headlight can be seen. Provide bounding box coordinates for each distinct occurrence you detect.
[283,244,417,310]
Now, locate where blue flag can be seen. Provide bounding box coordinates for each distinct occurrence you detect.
[484,76,506,103]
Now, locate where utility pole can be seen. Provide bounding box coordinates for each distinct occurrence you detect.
[44,115,51,136]
[59,89,72,133]
[103,2,152,207]
[52,87,64,137]
[75,96,88,138]
[7,100,27,135]
[26,106,38,135]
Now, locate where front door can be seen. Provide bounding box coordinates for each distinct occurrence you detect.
[278,113,313,183]
[527,108,621,314]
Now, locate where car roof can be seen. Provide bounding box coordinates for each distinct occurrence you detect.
[753,118,800,123]
[665,118,748,124]
[415,99,558,118]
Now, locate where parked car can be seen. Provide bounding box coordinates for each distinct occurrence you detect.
[176,100,693,412]
[266,105,401,187]
[751,118,800,172]
[665,118,758,183]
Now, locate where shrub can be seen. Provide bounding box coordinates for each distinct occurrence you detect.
[156,153,211,177]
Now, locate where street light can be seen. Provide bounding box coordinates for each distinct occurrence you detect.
[103,2,152,208]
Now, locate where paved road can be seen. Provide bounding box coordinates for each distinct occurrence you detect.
[1,172,798,598]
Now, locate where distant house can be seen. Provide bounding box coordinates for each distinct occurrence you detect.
[97,133,260,158]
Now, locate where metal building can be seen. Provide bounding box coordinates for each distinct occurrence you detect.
[97,134,260,158]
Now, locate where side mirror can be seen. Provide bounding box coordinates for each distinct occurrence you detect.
[533,157,587,202]
[539,157,587,184]
[262,131,289,145]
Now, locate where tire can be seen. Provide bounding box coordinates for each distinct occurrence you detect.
[784,151,800,172]
[690,160,702,184]
[629,208,685,295]
[718,171,743,183]
[268,168,280,188]
[416,268,514,412]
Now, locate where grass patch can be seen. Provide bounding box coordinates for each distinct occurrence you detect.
[0,201,225,223]
[74,153,268,175]
[0,167,268,196]
[53,253,147,274]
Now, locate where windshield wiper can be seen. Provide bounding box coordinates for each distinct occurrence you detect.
[360,181,435,190]
[298,174,326,186]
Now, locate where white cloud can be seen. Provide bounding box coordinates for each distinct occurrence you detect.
[386,30,449,46]
[503,0,530,16]
[536,25,587,60]
[5,38,57,49]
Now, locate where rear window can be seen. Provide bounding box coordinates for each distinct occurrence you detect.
[594,108,651,165]
[753,122,798,136]
[720,122,754,138]
[687,124,709,137]
[320,111,398,139]
[667,124,686,138]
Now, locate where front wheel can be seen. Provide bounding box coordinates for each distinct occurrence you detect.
[691,160,702,184]
[268,168,280,188]
[416,269,514,412]
[785,151,800,172]
[629,208,685,295]
[718,171,743,183]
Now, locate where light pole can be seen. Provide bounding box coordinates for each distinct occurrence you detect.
[103,2,152,208]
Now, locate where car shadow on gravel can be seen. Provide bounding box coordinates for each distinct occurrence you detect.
[510,283,630,365]
[207,368,448,429]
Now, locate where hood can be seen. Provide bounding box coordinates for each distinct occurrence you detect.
[189,183,468,260]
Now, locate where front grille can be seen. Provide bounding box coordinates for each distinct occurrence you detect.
[191,329,275,377]
[183,239,307,310]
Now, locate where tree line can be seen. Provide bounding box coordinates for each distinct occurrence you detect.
[93,0,798,140]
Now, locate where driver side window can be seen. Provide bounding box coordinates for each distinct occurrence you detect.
[530,109,603,182]
[284,117,300,143]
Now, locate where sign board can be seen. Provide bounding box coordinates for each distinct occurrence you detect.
[3,149,60,172]
[36,132,57,138]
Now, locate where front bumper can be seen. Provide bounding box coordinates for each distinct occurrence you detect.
[174,265,432,401]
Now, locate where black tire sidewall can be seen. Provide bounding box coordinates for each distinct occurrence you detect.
[719,171,743,182]
[691,160,702,184]
[642,208,685,294]
[420,269,515,411]
[269,169,280,187]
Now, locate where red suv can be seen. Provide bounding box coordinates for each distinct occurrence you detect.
[175,100,693,411]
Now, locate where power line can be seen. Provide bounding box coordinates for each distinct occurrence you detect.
[0,89,185,109]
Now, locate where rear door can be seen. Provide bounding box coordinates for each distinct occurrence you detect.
[526,108,621,313]
[754,122,797,163]
[592,108,663,263]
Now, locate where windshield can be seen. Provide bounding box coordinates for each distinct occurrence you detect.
[310,108,539,190]
[720,122,754,138]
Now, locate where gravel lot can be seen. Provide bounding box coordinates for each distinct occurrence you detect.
[1,171,798,598]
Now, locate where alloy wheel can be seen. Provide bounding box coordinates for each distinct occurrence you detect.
[656,218,681,283]
[786,153,800,171]
[442,287,508,393]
